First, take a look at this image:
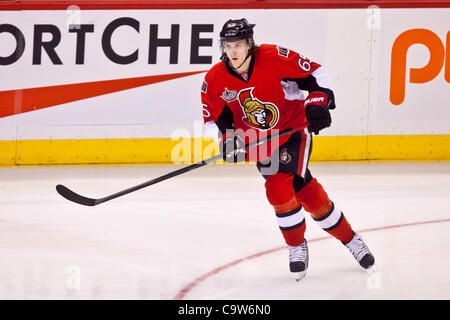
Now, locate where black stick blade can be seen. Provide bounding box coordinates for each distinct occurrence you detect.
[56,184,97,206]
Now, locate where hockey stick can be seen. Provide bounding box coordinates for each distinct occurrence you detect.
[56,126,302,206]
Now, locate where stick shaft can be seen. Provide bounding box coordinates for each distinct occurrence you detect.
[96,161,210,204]
[57,126,302,206]
[97,127,296,204]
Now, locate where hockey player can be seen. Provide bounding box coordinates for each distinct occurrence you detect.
[201,18,375,280]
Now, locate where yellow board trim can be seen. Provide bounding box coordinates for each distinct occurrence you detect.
[0,140,16,165]
[1,135,449,166]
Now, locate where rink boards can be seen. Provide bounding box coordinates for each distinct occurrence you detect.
[0,5,449,165]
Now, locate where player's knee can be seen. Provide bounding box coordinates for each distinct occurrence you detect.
[295,178,331,218]
[265,173,299,213]
[292,171,313,193]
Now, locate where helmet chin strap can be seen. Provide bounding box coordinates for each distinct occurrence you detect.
[230,52,251,72]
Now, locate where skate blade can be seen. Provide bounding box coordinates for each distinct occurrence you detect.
[295,271,306,282]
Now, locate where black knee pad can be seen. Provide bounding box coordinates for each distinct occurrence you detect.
[293,169,313,193]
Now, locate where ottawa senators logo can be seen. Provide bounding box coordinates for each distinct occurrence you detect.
[277,46,290,58]
[238,88,279,130]
[201,80,208,93]
[280,148,292,164]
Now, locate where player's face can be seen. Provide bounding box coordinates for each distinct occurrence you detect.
[223,39,250,69]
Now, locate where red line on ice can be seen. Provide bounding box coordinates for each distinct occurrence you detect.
[173,218,450,300]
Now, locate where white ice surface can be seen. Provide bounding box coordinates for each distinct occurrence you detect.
[0,162,449,300]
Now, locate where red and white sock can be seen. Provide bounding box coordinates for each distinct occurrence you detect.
[274,200,306,246]
[296,178,354,243]
[311,202,354,243]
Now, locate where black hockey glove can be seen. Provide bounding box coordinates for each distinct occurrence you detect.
[304,91,332,135]
[219,132,247,163]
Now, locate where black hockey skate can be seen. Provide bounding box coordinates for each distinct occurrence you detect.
[343,233,375,269]
[288,239,309,281]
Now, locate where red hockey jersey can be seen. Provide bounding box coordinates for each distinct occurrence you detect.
[201,44,322,161]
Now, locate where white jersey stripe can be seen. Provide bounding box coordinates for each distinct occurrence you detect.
[281,80,308,101]
[300,128,311,178]
[311,66,332,89]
